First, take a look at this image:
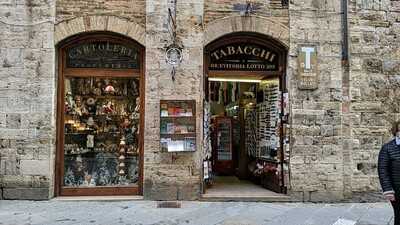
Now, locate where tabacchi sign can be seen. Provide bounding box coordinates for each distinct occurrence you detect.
[298,45,318,90]
[208,43,279,71]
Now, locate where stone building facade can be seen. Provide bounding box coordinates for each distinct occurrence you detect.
[0,0,399,201]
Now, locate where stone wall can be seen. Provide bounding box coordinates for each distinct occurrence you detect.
[1,0,399,201]
[288,0,346,201]
[348,0,400,193]
[144,0,204,200]
[204,0,289,26]
[0,0,56,200]
[56,0,145,26]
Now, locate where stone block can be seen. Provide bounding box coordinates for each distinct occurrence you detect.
[87,15,107,31]
[303,136,314,145]
[4,97,30,113]
[6,114,21,128]
[356,162,377,175]
[293,109,325,116]
[126,24,146,46]
[383,60,400,74]
[31,175,50,188]
[0,158,19,175]
[177,184,200,200]
[351,102,383,112]
[0,113,5,127]
[1,175,32,188]
[0,128,36,139]
[309,190,344,202]
[362,31,375,43]
[107,16,130,35]
[3,188,49,200]
[350,88,361,101]
[55,18,82,44]
[363,58,382,73]
[292,125,321,136]
[369,20,390,27]
[20,160,49,176]
[2,48,22,67]
[143,179,178,200]
[321,145,342,163]
[292,114,317,126]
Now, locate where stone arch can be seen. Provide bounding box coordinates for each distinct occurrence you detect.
[204,16,289,48]
[54,16,145,46]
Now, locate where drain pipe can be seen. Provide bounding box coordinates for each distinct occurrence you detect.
[341,0,349,71]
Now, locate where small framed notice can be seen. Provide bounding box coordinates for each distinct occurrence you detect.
[160,100,196,152]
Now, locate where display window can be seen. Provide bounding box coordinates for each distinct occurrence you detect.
[56,33,144,196]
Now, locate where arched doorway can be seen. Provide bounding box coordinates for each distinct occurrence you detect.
[203,32,289,198]
[55,32,145,196]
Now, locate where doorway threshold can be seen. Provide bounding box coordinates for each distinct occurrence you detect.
[53,195,144,201]
[201,176,291,202]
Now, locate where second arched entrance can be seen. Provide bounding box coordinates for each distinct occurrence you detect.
[203,32,290,198]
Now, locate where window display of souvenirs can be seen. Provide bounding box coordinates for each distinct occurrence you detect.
[63,77,140,187]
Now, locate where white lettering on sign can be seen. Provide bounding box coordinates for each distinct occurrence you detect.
[210,45,276,62]
[301,47,315,70]
[332,218,356,225]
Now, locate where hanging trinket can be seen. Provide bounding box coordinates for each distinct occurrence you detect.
[118,137,126,179]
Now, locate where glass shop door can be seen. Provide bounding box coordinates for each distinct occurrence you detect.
[56,34,144,196]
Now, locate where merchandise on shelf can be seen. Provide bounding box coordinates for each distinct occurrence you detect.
[245,107,257,158]
[203,101,212,158]
[216,119,232,161]
[63,77,140,187]
[159,100,196,152]
[257,79,280,159]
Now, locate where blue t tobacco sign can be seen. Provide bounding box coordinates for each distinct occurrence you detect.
[298,45,318,90]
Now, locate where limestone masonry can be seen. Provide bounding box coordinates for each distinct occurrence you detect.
[0,0,399,201]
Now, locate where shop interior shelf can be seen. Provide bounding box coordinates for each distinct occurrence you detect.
[160,132,196,135]
[160,115,194,118]
[258,156,278,163]
[65,132,121,135]
[65,150,140,156]
[79,95,131,100]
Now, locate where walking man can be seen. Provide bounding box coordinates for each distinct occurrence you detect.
[378,121,400,225]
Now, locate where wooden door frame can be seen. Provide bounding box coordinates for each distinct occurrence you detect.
[55,32,145,196]
[203,32,288,193]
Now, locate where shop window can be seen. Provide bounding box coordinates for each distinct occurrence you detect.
[63,77,140,187]
[57,34,144,196]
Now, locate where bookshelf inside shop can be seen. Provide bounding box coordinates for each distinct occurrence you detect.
[160,100,196,152]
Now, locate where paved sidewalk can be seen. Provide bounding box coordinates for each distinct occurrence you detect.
[0,200,394,225]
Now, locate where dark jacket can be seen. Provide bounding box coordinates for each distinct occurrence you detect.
[378,139,400,195]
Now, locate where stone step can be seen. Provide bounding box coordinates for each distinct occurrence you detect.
[200,194,292,202]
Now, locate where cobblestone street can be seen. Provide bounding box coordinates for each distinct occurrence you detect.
[0,200,394,225]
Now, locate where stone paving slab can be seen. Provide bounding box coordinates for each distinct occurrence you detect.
[0,200,394,225]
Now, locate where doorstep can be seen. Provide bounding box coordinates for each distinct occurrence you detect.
[200,193,292,202]
[201,176,293,202]
[53,195,144,201]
